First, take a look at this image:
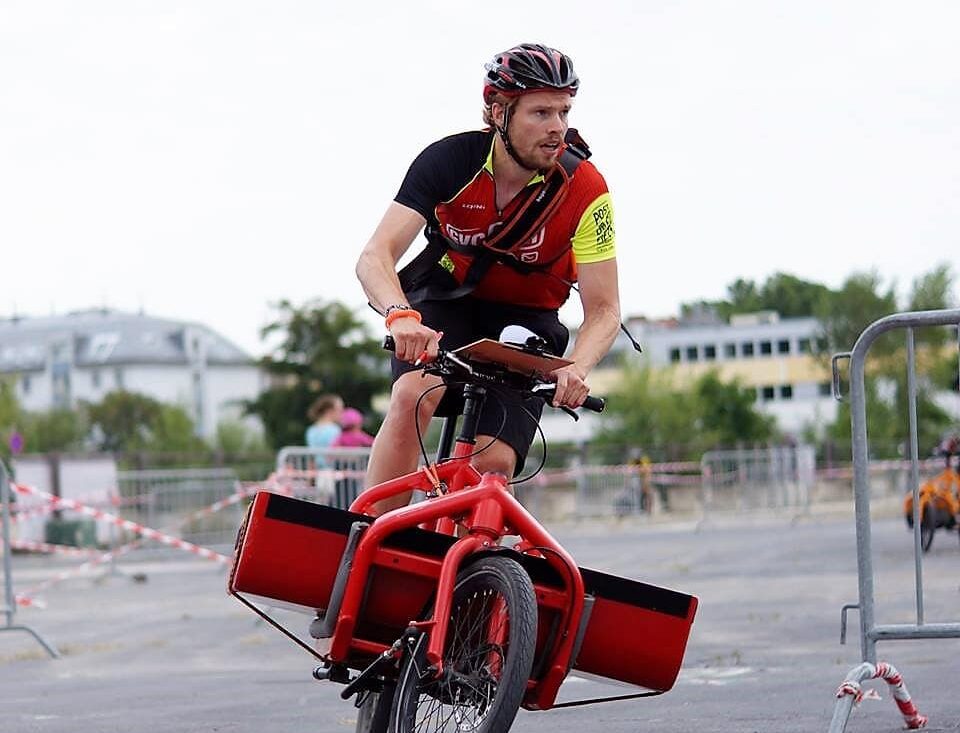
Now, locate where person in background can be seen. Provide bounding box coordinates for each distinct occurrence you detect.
[305,394,343,461]
[331,407,375,509]
[332,407,375,448]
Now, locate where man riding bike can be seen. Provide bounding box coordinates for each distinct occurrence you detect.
[355,43,622,514]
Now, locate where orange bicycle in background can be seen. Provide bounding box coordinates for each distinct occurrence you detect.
[904,436,960,552]
[228,334,698,733]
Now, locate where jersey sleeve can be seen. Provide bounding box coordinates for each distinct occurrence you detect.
[571,191,617,264]
[394,133,486,222]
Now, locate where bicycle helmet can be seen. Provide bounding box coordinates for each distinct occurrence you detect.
[483,43,579,104]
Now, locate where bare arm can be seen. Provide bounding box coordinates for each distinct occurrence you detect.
[551,258,621,407]
[355,202,428,313]
[355,202,442,363]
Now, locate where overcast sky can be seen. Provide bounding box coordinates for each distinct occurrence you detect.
[2,1,958,357]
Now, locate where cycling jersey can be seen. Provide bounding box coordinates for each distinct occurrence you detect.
[395,130,616,310]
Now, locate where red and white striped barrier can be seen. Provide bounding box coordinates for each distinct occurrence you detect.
[15,540,142,608]
[836,661,927,729]
[9,539,103,559]
[10,482,231,565]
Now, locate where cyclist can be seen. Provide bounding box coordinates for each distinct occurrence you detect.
[356,43,622,513]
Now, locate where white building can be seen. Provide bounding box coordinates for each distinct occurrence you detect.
[0,309,265,438]
[541,311,838,442]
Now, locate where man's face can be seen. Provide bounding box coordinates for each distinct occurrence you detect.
[496,90,572,171]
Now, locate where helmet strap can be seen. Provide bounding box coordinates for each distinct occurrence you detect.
[495,102,539,172]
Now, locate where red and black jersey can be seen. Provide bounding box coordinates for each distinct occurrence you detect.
[394,130,616,311]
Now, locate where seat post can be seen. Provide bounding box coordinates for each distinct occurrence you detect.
[435,415,458,462]
[456,383,487,448]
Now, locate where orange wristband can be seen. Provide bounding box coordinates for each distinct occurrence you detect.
[385,308,422,329]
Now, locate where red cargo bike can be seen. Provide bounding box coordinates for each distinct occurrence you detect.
[229,335,698,732]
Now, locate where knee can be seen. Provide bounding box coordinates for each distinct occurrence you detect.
[471,439,517,478]
[387,377,444,426]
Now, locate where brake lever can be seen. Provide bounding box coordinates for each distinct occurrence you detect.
[560,405,580,422]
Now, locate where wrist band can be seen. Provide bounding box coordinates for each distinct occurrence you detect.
[384,303,411,317]
[385,308,422,329]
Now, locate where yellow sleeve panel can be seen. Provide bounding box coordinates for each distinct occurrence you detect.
[571,192,617,264]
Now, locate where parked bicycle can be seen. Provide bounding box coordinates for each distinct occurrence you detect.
[229,334,698,733]
[904,436,960,552]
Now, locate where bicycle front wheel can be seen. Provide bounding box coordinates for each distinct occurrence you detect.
[390,556,537,733]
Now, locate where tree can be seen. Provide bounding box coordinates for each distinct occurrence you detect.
[0,379,24,462]
[85,391,207,455]
[247,299,391,449]
[21,409,88,453]
[695,372,776,446]
[757,272,831,319]
[86,391,162,453]
[594,367,776,460]
[815,270,898,357]
[907,262,956,348]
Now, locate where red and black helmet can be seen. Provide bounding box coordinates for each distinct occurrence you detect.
[483,43,579,104]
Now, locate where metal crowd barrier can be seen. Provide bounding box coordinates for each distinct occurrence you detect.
[0,460,59,657]
[828,308,960,732]
[115,467,242,548]
[274,446,372,509]
[700,445,816,524]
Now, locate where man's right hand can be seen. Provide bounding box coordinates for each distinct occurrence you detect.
[389,316,442,363]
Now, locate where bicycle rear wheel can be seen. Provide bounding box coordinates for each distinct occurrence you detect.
[390,556,537,733]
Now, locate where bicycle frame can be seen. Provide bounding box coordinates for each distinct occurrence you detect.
[330,422,586,710]
[229,341,698,713]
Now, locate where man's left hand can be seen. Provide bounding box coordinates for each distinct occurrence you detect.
[550,364,589,408]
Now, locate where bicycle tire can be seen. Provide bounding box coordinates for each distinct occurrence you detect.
[356,683,395,733]
[920,505,936,553]
[389,556,537,733]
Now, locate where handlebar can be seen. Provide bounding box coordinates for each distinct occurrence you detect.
[383,336,605,414]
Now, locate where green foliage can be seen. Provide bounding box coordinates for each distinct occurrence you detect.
[695,372,776,446]
[594,367,775,460]
[814,270,898,356]
[0,378,24,462]
[247,299,390,449]
[215,419,268,455]
[85,390,207,454]
[682,272,831,321]
[21,409,88,453]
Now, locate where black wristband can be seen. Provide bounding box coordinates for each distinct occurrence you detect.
[384,303,412,317]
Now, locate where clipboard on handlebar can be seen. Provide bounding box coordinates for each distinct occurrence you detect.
[452,338,572,377]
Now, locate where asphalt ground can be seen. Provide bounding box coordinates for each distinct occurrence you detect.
[2,508,959,733]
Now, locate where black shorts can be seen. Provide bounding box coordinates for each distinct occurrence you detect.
[391,296,569,473]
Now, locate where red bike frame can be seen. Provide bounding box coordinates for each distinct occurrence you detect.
[321,435,587,711]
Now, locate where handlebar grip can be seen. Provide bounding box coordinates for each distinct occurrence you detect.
[582,395,605,413]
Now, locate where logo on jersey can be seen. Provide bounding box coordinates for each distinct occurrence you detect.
[443,223,547,263]
[592,202,615,250]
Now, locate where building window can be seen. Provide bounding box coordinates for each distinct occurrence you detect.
[760,340,772,356]
[819,381,832,397]
[686,346,699,362]
[91,369,101,389]
[114,368,125,389]
[669,348,681,363]
[798,338,811,354]
[21,375,31,395]
[780,384,793,400]
[761,385,776,401]
[704,344,717,361]
[724,343,736,358]
[777,339,790,354]
[742,342,755,357]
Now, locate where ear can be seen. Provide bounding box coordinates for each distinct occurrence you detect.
[491,101,507,128]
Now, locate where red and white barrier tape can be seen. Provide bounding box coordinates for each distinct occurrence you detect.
[10,482,230,565]
[14,540,142,608]
[8,539,102,559]
[836,661,927,729]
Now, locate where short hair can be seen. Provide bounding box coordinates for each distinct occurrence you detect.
[308,394,342,422]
